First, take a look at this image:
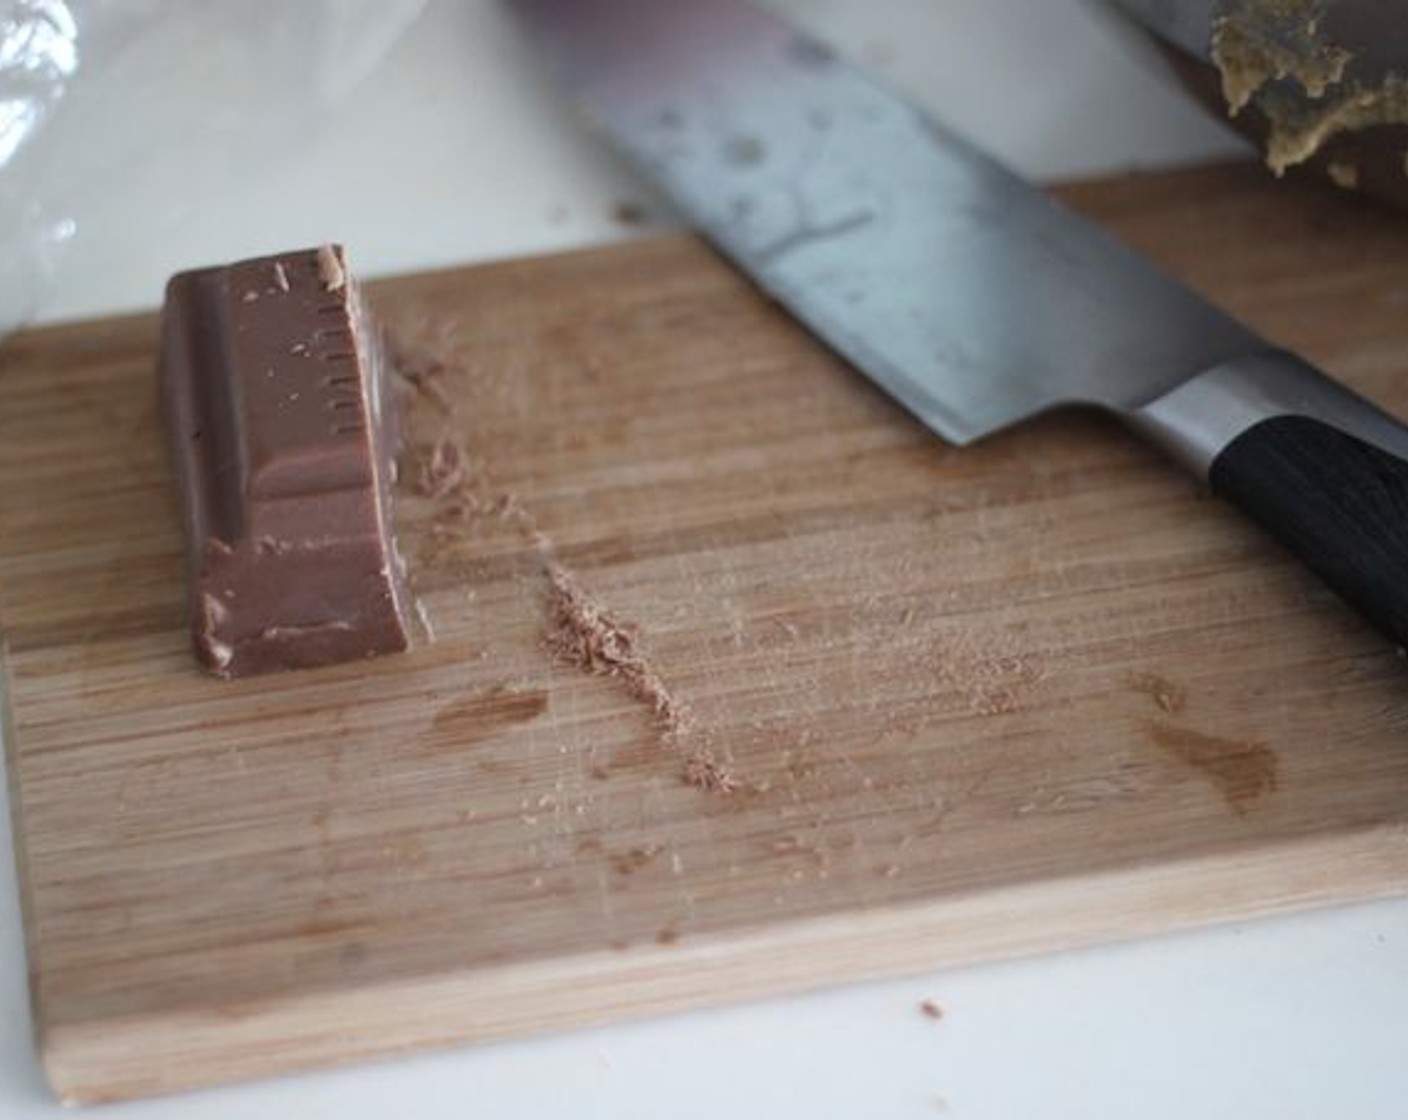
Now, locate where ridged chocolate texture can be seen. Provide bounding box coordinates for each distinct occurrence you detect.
[159,245,410,678]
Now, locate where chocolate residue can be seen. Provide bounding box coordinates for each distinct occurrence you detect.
[939,648,1045,717]
[1147,721,1277,814]
[428,683,549,749]
[609,844,662,875]
[919,999,944,1021]
[544,562,734,793]
[387,329,454,414]
[655,923,681,945]
[682,750,738,794]
[1126,670,1187,715]
[406,430,542,554]
[387,310,730,793]
[416,434,472,501]
[544,563,675,715]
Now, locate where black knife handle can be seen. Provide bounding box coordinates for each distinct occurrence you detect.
[1211,416,1408,645]
[1129,350,1408,649]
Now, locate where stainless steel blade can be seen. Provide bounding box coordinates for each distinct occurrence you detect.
[1107,0,1219,60]
[513,0,1263,445]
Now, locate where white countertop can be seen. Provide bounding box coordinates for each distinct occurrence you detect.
[3,1,1405,1116]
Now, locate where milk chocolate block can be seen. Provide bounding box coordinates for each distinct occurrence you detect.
[160,245,411,678]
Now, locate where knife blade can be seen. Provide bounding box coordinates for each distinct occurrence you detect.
[1107,0,1218,60]
[514,0,1408,650]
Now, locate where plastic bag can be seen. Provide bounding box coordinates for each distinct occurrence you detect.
[0,0,424,339]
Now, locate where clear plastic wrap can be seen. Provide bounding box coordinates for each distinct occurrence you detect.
[0,0,424,339]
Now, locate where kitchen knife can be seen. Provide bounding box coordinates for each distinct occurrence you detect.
[513,0,1408,649]
[1107,0,1217,60]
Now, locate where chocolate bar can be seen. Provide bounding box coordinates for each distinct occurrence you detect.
[160,245,411,678]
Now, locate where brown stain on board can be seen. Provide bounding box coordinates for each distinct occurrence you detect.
[1146,721,1277,814]
[1127,671,1188,715]
[427,684,548,749]
[296,916,374,940]
[609,845,663,876]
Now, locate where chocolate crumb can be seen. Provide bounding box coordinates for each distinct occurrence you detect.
[387,329,454,414]
[919,999,944,1021]
[655,923,681,945]
[544,562,686,731]
[317,244,346,293]
[416,434,470,500]
[609,844,662,875]
[682,750,737,793]
[1127,670,1187,715]
[543,562,732,793]
[406,367,453,413]
[492,492,527,522]
[388,322,734,793]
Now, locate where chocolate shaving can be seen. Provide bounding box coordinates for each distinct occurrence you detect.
[386,329,454,414]
[544,562,733,793]
[406,368,453,414]
[544,563,680,723]
[317,244,346,293]
[388,309,732,792]
[682,750,737,794]
[416,434,470,500]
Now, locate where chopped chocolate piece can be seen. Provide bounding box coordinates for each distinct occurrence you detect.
[316,243,346,293]
[160,244,411,678]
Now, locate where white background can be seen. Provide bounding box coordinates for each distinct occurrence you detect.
[3,1,1406,1117]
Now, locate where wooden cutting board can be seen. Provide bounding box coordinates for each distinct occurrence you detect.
[3,163,1408,1104]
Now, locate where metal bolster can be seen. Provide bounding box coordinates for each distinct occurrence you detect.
[1124,349,1408,480]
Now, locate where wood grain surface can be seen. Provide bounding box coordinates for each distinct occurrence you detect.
[2,163,1407,1104]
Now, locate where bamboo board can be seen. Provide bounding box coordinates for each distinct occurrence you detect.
[1,163,1407,1103]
